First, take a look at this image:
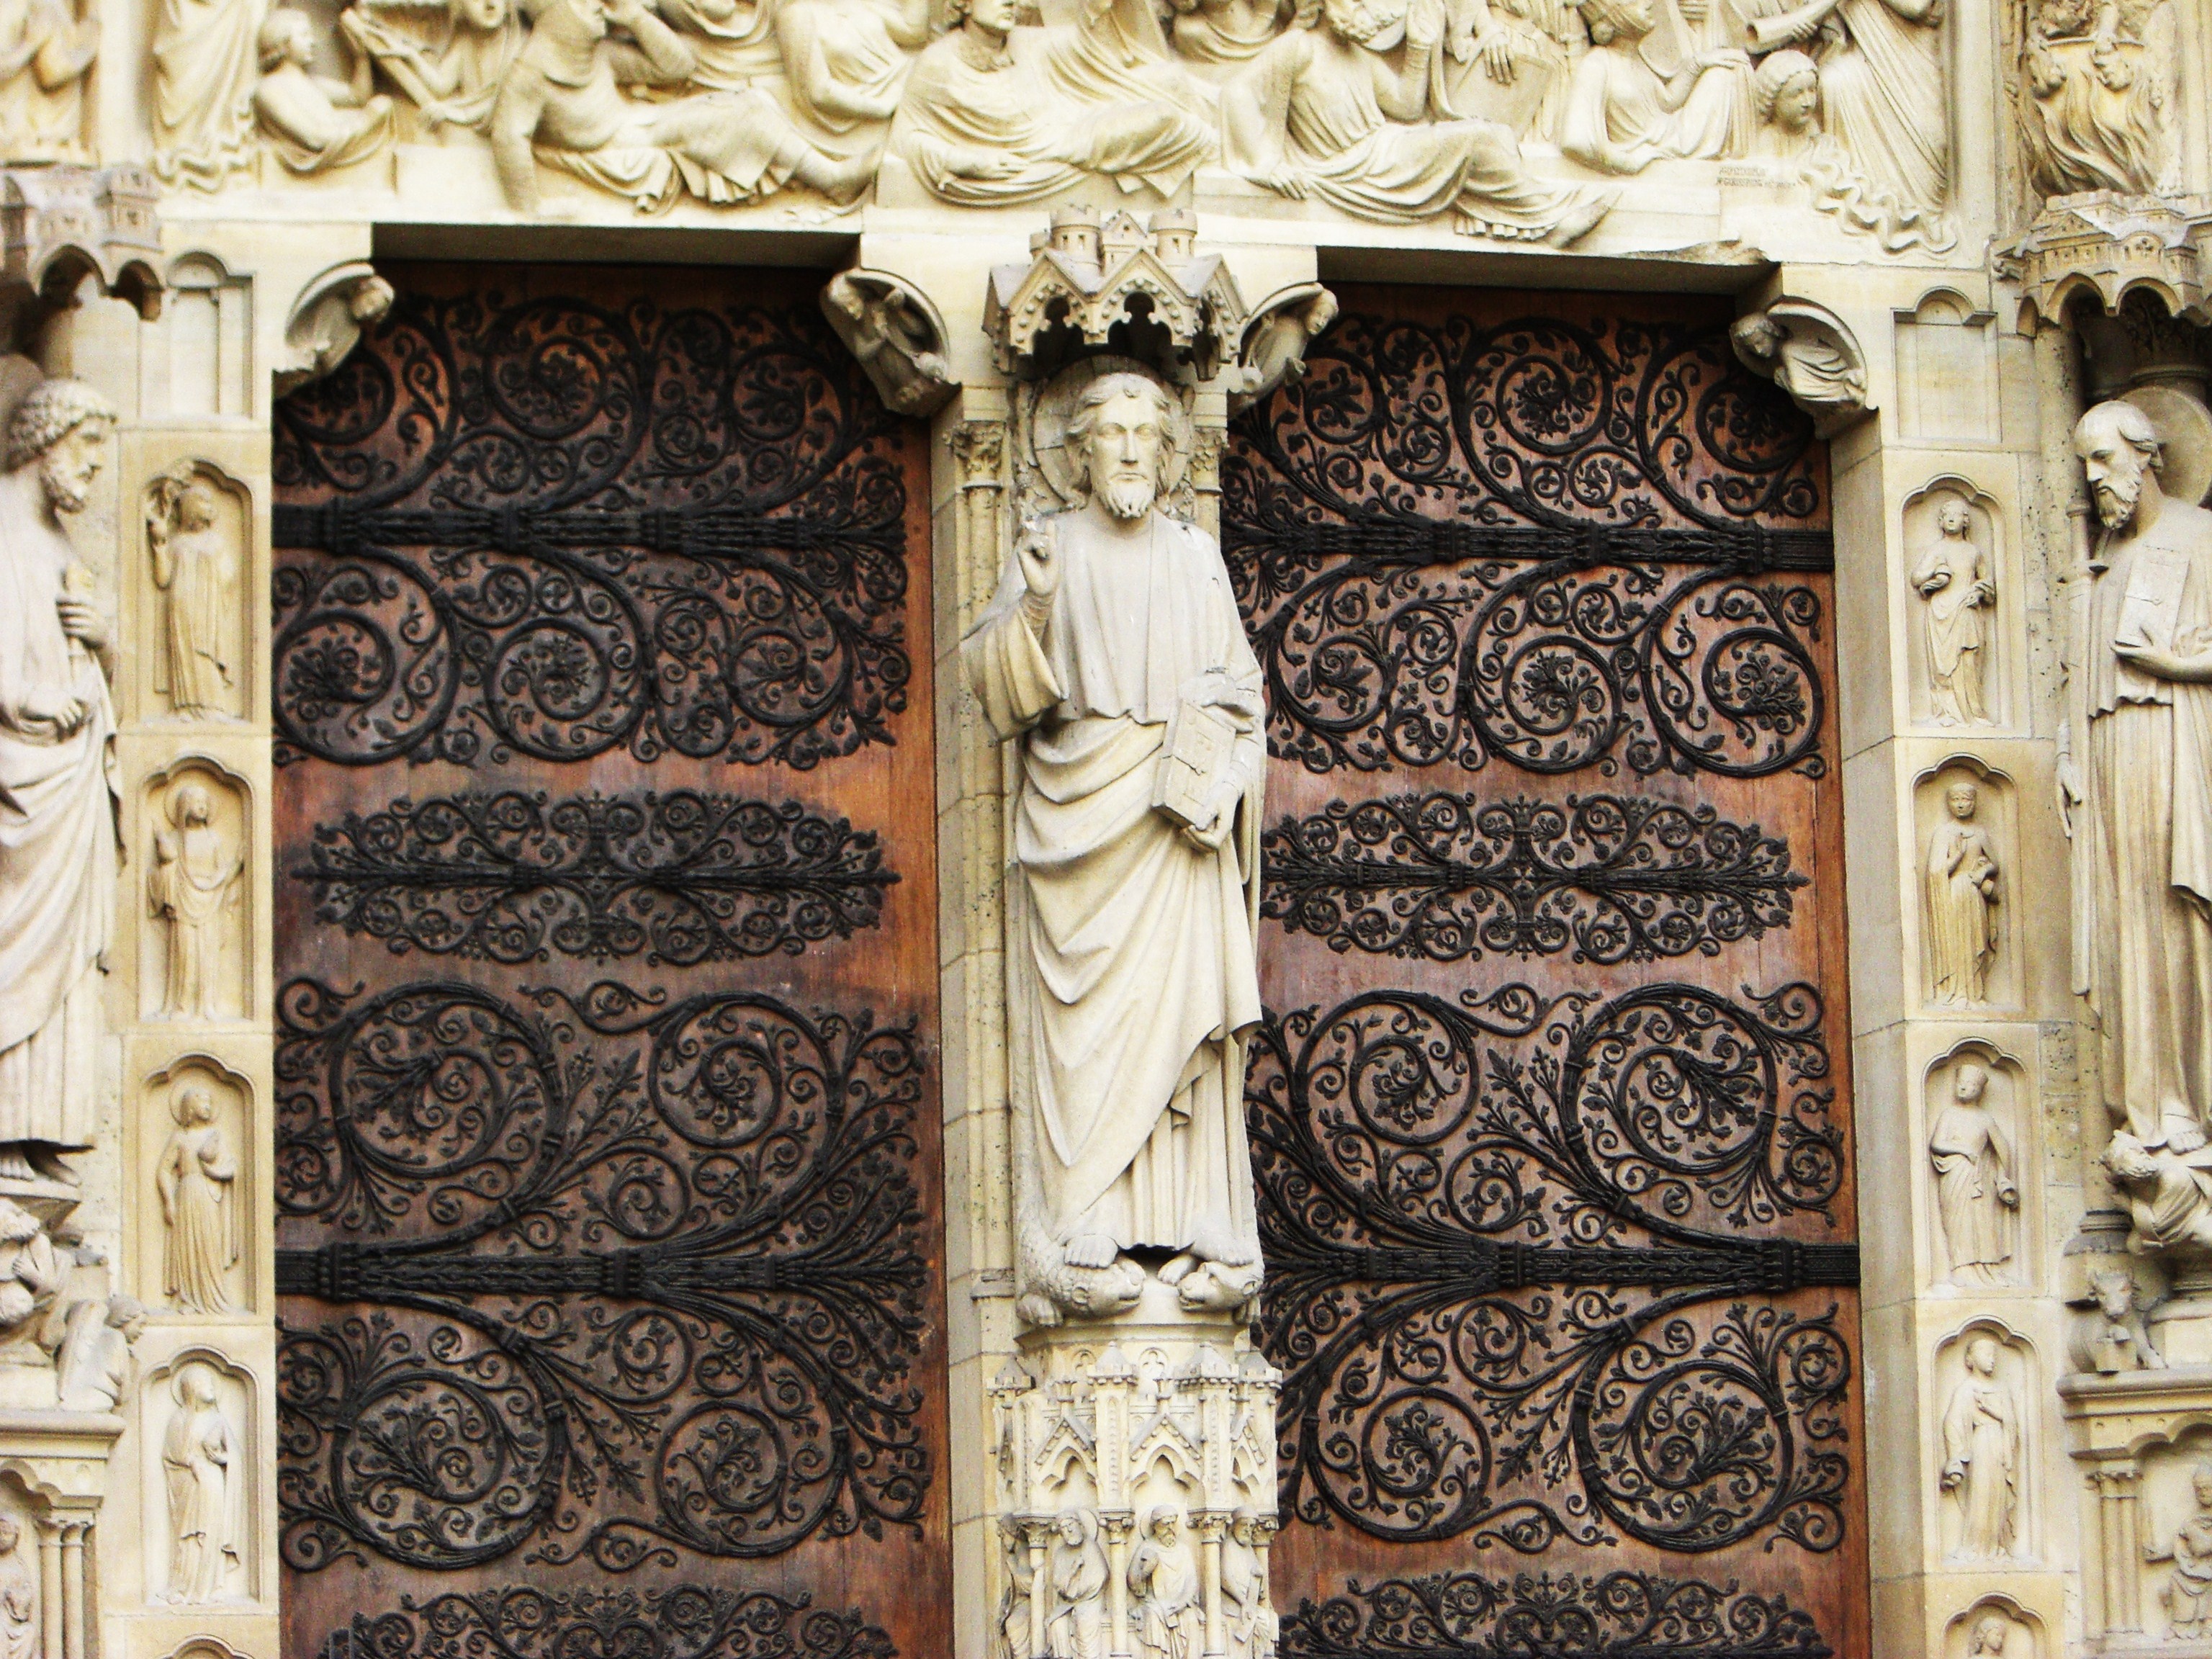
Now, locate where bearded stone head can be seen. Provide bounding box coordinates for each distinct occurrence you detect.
[6,378,115,516]
[2073,398,2164,531]
[1067,372,1186,522]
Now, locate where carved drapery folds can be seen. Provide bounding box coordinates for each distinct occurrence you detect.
[1730,300,1871,439]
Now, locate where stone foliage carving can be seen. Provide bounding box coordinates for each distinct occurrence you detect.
[160,1360,241,1604]
[1930,1060,2018,1286]
[1939,1334,2020,1561]
[0,379,114,1182]
[2064,399,2212,1167]
[1913,496,1993,727]
[145,464,242,721]
[2013,0,2172,199]
[1925,778,2000,1007]
[135,0,1952,243]
[964,368,1264,1327]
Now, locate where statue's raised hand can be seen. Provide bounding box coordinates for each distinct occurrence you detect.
[1016,516,1058,601]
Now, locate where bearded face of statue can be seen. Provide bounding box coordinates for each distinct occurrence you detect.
[1082,390,1167,521]
[36,418,107,516]
[2076,409,2156,529]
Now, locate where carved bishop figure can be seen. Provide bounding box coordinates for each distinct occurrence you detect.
[964,371,1266,1326]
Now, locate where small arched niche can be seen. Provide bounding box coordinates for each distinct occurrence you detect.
[1902,477,2008,732]
[137,759,251,1026]
[138,1055,251,1318]
[1924,1040,2033,1292]
[140,1347,259,1609]
[1914,758,2020,1014]
[1943,1596,2044,1659]
[1932,1320,2039,1566]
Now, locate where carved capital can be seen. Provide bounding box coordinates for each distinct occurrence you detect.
[950,421,1005,488]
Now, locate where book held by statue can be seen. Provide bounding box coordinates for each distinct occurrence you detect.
[1154,680,1239,829]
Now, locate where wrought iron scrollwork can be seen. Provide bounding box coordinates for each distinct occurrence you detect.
[275,976,930,1573]
[1249,983,1853,1554]
[1262,791,1803,964]
[1279,1570,1831,1659]
[295,788,896,964]
[316,1586,895,1659]
[1226,311,1832,778]
[271,289,913,770]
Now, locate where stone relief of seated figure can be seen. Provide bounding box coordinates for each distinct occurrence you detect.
[487,0,873,212]
[0,0,99,162]
[775,0,929,161]
[888,0,1215,204]
[253,6,396,170]
[1166,0,1291,73]
[1430,0,1582,140]
[339,0,520,132]
[1220,0,1616,243]
[1560,0,1749,171]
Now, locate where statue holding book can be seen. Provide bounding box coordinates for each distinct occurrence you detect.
[963,369,1267,1327]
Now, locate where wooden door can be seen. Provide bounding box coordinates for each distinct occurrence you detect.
[1229,289,1868,1658]
[269,266,948,1659]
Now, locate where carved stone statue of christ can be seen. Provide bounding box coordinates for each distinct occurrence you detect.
[964,370,1266,1326]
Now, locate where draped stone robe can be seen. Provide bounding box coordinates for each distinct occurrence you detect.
[963,509,1265,1269]
[2073,496,2212,1147]
[0,467,112,1156]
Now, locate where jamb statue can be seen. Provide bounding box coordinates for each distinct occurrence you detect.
[964,369,1267,1326]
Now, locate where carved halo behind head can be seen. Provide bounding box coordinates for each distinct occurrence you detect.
[1027,356,1192,510]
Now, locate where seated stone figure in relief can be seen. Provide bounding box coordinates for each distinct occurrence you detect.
[488,0,873,212]
[0,0,97,162]
[254,8,396,172]
[775,0,927,163]
[889,0,1215,205]
[338,0,521,132]
[1429,0,1581,139]
[1220,0,1615,244]
[1166,0,1291,73]
[1559,0,1748,171]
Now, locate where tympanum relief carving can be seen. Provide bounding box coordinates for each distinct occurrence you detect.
[2012,0,2173,199]
[0,0,96,163]
[132,0,1955,246]
[0,379,114,1184]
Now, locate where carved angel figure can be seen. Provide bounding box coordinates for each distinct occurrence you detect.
[157,1083,238,1314]
[148,781,244,1020]
[1220,0,1614,243]
[162,1363,240,1604]
[253,7,396,171]
[146,470,238,719]
[1924,781,1998,1005]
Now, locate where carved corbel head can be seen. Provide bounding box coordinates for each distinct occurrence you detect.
[821,269,958,418]
[276,262,395,400]
[1730,300,1871,439]
[1230,284,1339,418]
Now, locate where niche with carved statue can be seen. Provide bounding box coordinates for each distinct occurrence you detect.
[1924,1043,2031,1291]
[1903,480,2010,732]
[1943,1599,2043,1659]
[140,1350,258,1609]
[1915,760,2020,1013]
[138,763,250,1025]
[137,1057,249,1318]
[1933,1322,2037,1566]
[141,462,250,724]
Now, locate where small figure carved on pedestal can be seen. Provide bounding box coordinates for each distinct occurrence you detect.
[1045,1510,1105,1659]
[156,1083,237,1313]
[0,380,116,1184]
[148,781,243,1021]
[1929,1061,2018,1285]
[50,1294,142,1412]
[162,1362,239,1604]
[966,371,1267,1326]
[1939,1336,2019,1561]
[1912,498,1994,727]
[1128,1508,1200,1659]
[2151,1463,2212,1638]
[1925,781,2000,1006]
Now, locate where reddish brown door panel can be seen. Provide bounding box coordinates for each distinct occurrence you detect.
[1230,289,1867,1659]
[271,266,946,1659]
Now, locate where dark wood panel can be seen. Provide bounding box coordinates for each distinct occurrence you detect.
[271,265,947,1659]
[1231,287,1867,1659]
